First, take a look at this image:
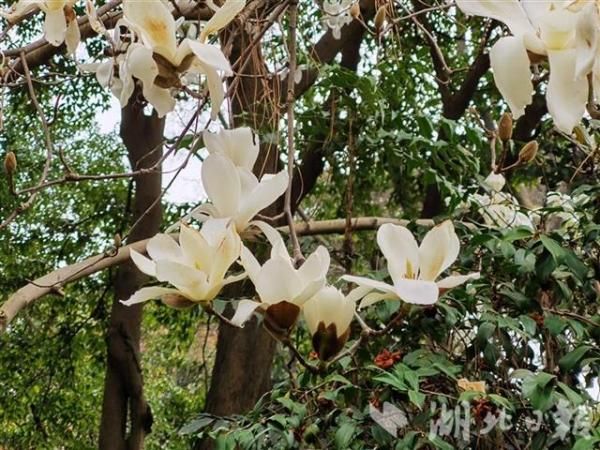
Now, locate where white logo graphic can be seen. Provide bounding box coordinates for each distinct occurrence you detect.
[369,402,408,437]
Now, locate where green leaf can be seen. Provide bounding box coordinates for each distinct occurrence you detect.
[408,390,426,409]
[335,422,357,450]
[557,381,584,405]
[559,345,592,372]
[573,436,600,450]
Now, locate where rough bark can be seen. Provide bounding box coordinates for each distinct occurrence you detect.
[98,99,165,450]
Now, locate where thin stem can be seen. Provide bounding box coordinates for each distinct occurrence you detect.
[284,0,304,265]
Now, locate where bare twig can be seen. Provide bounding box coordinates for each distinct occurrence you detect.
[284,0,304,265]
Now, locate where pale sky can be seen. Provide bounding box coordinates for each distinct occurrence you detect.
[98,97,205,205]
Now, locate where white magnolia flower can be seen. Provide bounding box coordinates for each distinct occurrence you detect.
[303,285,368,360]
[343,221,480,308]
[193,127,288,231]
[471,172,534,229]
[1,0,80,53]
[122,218,245,307]
[456,0,592,133]
[231,222,330,330]
[83,0,243,117]
[322,0,354,40]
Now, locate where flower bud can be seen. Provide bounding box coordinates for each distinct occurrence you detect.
[498,112,513,142]
[4,151,16,174]
[518,140,538,164]
[303,287,355,361]
[350,2,361,19]
[374,6,386,34]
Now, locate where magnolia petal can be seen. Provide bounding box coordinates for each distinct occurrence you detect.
[295,278,327,306]
[130,249,157,277]
[255,258,302,305]
[126,44,175,117]
[186,40,233,74]
[121,286,182,306]
[199,0,246,42]
[44,7,67,46]
[455,0,533,37]
[489,36,534,119]
[575,3,599,79]
[236,170,289,230]
[250,220,288,259]
[203,127,259,171]
[303,286,354,337]
[346,285,374,304]
[208,224,241,283]
[418,220,460,282]
[200,216,233,247]
[201,153,242,218]
[297,245,330,284]
[155,260,207,288]
[179,223,211,268]
[65,18,80,54]
[376,223,420,281]
[230,299,262,327]
[341,274,397,296]
[123,0,177,61]
[240,245,261,285]
[238,168,259,193]
[223,271,247,286]
[546,49,588,133]
[437,272,481,290]
[359,291,398,309]
[144,84,177,118]
[146,233,182,262]
[95,61,114,87]
[205,65,226,120]
[392,278,439,305]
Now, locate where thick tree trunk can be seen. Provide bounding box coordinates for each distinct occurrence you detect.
[98,101,165,450]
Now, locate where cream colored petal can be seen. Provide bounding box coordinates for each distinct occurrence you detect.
[345,285,374,304]
[303,286,354,337]
[230,299,262,327]
[455,0,533,36]
[546,49,588,133]
[393,278,439,305]
[297,245,330,284]
[341,274,397,296]
[179,223,211,268]
[203,127,259,170]
[126,44,175,117]
[199,216,233,247]
[65,17,80,54]
[44,7,67,46]
[240,245,261,285]
[575,3,599,79]
[489,36,534,119]
[255,258,302,304]
[208,223,241,283]
[359,291,398,309]
[418,220,460,282]
[204,64,226,120]
[123,0,177,61]
[250,220,289,259]
[376,223,420,281]
[236,169,288,230]
[130,249,156,277]
[437,272,481,290]
[185,40,233,74]
[199,0,246,42]
[201,153,242,218]
[146,233,182,262]
[121,286,182,306]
